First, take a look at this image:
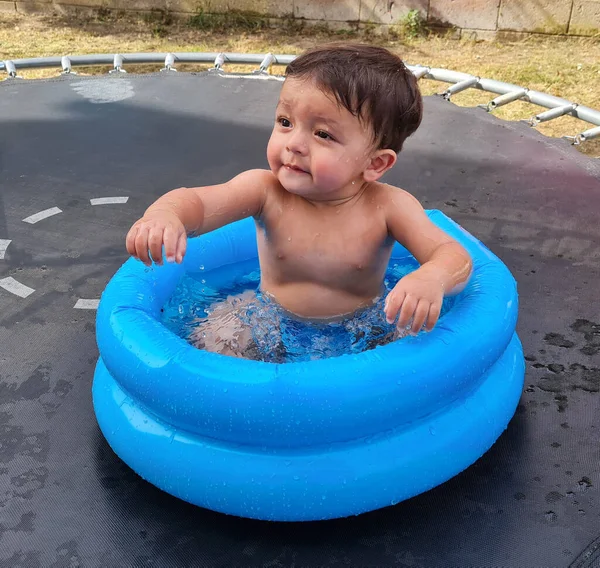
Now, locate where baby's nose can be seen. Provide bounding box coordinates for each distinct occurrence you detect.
[286,132,308,155]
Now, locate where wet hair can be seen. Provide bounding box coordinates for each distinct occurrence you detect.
[285,43,423,153]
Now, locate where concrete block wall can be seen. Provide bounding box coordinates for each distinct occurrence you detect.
[3,0,599,37]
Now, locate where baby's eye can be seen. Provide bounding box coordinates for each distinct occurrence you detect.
[278,117,291,128]
[316,130,333,141]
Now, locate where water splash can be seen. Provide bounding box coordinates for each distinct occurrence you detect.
[161,258,456,363]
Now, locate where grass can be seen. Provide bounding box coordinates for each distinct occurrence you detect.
[1,10,599,157]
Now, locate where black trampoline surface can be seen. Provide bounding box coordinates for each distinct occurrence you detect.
[1,72,599,568]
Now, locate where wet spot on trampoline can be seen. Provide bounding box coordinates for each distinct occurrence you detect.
[0,552,41,567]
[0,364,51,402]
[578,477,593,491]
[554,395,568,413]
[0,425,49,464]
[571,319,600,356]
[545,491,563,503]
[55,540,82,567]
[544,332,575,348]
[12,511,36,534]
[9,466,49,501]
[52,379,73,398]
[71,79,135,104]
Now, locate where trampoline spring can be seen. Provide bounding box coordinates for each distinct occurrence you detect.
[61,56,77,75]
[210,53,226,72]
[569,125,600,145]
[479,88,529,112]
[409,65,430,80]
[160,53,177,72]
[256,53,276,75]
[526,103,578,126]
[109,54,127,74]
[440,76,480,100]
[3,60,21,79]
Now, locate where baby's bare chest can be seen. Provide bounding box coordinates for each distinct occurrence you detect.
[257,208,391,280]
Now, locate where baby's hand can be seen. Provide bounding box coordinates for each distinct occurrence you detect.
[125,211,187,266]
[384,268,445,335]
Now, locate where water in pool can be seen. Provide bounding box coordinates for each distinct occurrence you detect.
[161,258,455,363]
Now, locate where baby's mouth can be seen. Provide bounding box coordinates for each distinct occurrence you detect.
[284,164,309,174]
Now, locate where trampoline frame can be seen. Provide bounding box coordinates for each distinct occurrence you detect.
[2,50,600,145]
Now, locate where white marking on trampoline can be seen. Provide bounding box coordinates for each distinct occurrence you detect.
[0,277,35,298]
[90,197,129,205]
[23,207,62,224]
[74,299,100,310]
[0,239,11,260]
[71,79,135,104]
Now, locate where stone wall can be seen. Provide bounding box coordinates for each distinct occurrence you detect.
[1,0,599,38]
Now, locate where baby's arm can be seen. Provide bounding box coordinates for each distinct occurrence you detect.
[383,189,473,334]
[126,169,271,265]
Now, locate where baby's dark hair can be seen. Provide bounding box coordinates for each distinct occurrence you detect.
[285,43,422,153]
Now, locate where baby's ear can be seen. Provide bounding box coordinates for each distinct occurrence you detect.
[363,149,397,182]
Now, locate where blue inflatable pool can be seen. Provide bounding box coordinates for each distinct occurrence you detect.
[92,210,524,521]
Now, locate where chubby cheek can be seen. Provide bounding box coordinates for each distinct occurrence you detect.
[310,155,345,187]
[266,135,282,173]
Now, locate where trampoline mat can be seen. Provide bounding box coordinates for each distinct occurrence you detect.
[1,72,599,568]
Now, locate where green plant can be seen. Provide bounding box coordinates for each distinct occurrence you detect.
[399,9,426,39]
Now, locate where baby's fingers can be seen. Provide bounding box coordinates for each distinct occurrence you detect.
[425,302,442,332]
[163,227,181,263]
[176,231,187,264]
[148,226,166,265]
[384,289,405,324]
[411,300,431,334]
[126,224,140,258]
[397,295,418,330]
[134,225,153,266]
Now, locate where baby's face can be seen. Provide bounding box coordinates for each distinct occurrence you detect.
[267,77,376,202]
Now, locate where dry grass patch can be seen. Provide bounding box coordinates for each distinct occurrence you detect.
[1,11,599,156]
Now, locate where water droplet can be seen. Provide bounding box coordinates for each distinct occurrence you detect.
[429,426,436,436]
[287,236,292,241]
[199,264,205,270]
[293,475,299,480]
[222,388,228,393]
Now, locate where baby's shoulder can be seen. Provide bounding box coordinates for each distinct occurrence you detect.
[237,168,279,187]
[370,182,421,208]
